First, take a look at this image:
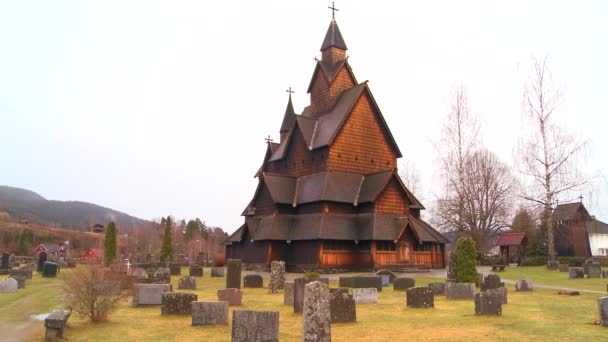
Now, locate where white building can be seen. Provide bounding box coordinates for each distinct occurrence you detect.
[587,219,608,257]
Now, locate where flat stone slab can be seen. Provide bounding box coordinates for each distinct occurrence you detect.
[446,282,475,300]
[133,284,171,306]
[192,301,228,325]
[394,277,415,291]
[515,279,533,291]
[352,276,382,291]
[218,288,242,306]
[162,292,198,315]
[231,310,279,342]
[284,281,294,305]
[428,282,445,295]
[475,291,502,315]
[569,267,584,279]
[189,266,203,277]
[0,277,18,293]
[407,287,434,308]
[211,267,225,277]
[243,274,263,288]
[353,288,378,304]
[44,309,71,340]
[558,290,580,296]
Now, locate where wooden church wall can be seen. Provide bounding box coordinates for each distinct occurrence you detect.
[253,182,276,216]
[375,177,410,214]
[265,128,327,177]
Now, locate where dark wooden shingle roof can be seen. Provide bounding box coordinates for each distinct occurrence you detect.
[320,19,347,51]
[552,202,590,222]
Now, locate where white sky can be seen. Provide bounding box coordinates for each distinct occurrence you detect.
[1,0,607,232]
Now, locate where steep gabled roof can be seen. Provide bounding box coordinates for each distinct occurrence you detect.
[306,59,357,94]
[553,202,591,222]
[280,95,296,133]
[320,19,347,51]
[263,173,297,204]
[495,232,527,246]
[586,219,608,235]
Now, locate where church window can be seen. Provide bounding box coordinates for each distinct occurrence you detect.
[376,241,396,251]
[357,241,371,251]
[324,240,353,251]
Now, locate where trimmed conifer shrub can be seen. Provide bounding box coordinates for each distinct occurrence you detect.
[455,237,478,284]
[104,221,117,266]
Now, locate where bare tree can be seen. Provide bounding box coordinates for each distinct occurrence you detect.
[518,57,590,262]
[399,160,422,195]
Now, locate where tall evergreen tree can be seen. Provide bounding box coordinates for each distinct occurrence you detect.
[160,216,173,262]
[104,221,117,266]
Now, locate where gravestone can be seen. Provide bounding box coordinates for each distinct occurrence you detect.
[196,252,205,265]
[445,282,475,299]
[375,269,397,283]
[478,273,485,288]
[44,309,71,340]
[189,266,204,277]
[1,252,9,269]
[211,267,225,277]
[602,270,608,279]
[598,297,608,327]
[447,251,457,281]
[339,276,352,288]
[9,276,26,289]
[515,279,533,291]
[475,291,502,315]
[284,281,294,305]
[407,287,434,308]
[170,263,181,276]
[329,288,356,323]
[482,274,501,291]
[569,267,584,279]
[546,260,559,270]
[352,276,382,291]
[192,301,229,326]
[557,290,580,295]
[226,259,241,289]
[0,277,18,293]
[353,288,378,304]
[268,261,285,293]
[428,282,446,295]
[132,284,171,306]
[133,267,147,279]
[42,262,59,278]
[559,264,569,272]
[489,287,508,304]
[293,278,330,313]
[8,253,16,268]
[231,310,279,342]
[380,275,390,287]
[37,251,48,272]
[9,268,33,280]
[302,281,331,342]
[161,292,198,315]
[393,277,415,291]
[154,268,171,283]
[178,276,197,290]
[217,288,242,306]
[244,274,263,288]
[587,264,601,278]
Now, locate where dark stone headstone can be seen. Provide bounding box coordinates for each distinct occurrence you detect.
[393,277,415,291]
[375,270,397,283]
[329,288,356,323]
[231,310,279,342]
[475,291,502,315]
[1,252,9,269]
[192,301,228,326]
[602,270,608,278]
[178,276,197,290]
[428,282,446,295]
[352,276,382,291]
[546,260,559,270]
[170,263,181,276]
[226,259,241,289]
[407,287,434,308]
[189,266,203,277]
[569,267,584,279]
[44,309,71,340]
[587,264,601,278]
[445,282,475,299]
[284,281,294,305]
[243,274,263,288]
[515,279,533,291]
[218,288,242,306]
[559,264,569,272]
[489,287,508,304]
[339,276,352,288]
[482,274,501,291]
[42,262,59,278]
[37,252,48,272]
[447,251,457,282]
[302,281,331,342]
[161,292,198,315]
[10,276,26,289]
[599,297,608,327]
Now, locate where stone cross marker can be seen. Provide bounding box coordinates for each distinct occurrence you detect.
[226,259,242,289]
[302,281,331,342]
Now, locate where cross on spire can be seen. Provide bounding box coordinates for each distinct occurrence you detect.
[579,195,584,203]
[328,2,339,19]
[265,135,273,144]
[286,87,294,95]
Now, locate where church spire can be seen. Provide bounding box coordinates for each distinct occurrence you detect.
[280,88,296,143]
[320,4,347,66]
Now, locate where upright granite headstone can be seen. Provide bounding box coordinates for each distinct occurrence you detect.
[284,281,295,305]
[598,296,608,327]
[170,263,181,276]
[515,279,533,291]
[352,276,382,291]
[231,310,279,342]
[407,287,434,308]
[559,264,569,272]
[475,291,502,315]
[269,261,285,293]
[189,266,204,277]
[191,301,228,326]
[211,267,225,277]
[339,276,353,288]
[9,276,26,289]
[375,270,397,283]
[178,276,197,290]
[302,281,331,342]
[293,278,329,313]
[447,251,457,282]
[428,282,446,295]
[489,287,508,304]
[380,275,390,287]
[0,277,18,293]
[217,288,242,306]
[587,263,601,278]
[393,277,415,291]
[1,252,9,269]
[161,292,198,315]
[353,288,378,304]
[37,252,48,272]
[132,283,171,306]
[569,267,585,279]
[244,274,263,288]
[546,260,559,270]
[42,262,59,278]
[329,288,356,323]
[482,274,502,291]
[445,282,475,299]
[226,259,241,289]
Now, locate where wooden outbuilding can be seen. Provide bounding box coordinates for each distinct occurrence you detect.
[495,232,527,265]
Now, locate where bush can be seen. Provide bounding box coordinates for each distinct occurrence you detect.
[520,256,548,266]
[455,237,478,284]
[480,256,501,266]
[304,271,320,280]
[62,265,123,322]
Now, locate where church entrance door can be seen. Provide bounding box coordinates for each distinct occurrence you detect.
[397,240,410,264]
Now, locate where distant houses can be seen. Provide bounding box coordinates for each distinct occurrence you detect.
[90,224,105,234]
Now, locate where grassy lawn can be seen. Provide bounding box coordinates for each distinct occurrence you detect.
[497,266,608,292]
[17,267,608,341]
[0,272,63,322]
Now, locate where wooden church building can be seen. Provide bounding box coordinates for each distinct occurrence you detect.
[226,13,448,271]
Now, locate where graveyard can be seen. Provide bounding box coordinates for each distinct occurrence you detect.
[1,264,607,341]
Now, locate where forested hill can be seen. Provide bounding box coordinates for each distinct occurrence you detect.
[0,186,146,230]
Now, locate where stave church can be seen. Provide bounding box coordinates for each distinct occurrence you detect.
[226,10,448,271]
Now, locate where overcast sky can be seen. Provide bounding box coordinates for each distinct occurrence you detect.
[1,0,607,232]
